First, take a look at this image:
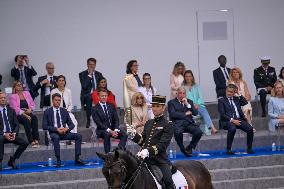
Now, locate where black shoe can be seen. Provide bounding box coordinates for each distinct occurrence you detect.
[0,162,2,171]
[86,120,90,128]
[75,158,86,166]
[66,140,72,145]
[247,149,255,154]
[261,112,267,117]
[226,150,235,155]
[181,148,192,157]
[185,146,193,155]
[56,160,62,168]
[8,157,18,169]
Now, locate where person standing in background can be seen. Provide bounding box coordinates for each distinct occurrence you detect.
[11,55,38,99]
[253,56,277,117]
[138,73,157,119]
[79,58,103,128]
[170,61,185,99]
[213,55,231,99]
[278,67,284,85]
[123,60,142,108]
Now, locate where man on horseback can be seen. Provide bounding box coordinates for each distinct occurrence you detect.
[127,95,176,189]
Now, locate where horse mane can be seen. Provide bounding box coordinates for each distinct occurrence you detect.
[113,147,140,163]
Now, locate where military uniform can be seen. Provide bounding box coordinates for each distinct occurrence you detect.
[132,115,175,189]
[253,57,277,116]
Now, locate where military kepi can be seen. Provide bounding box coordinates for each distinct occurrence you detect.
[152,95,166,105]
[260,56,271,64]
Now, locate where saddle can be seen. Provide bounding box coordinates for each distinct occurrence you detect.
[150,164,177,185]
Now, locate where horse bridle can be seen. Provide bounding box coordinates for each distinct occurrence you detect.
[105,159,145,189]
[105,159,127,189]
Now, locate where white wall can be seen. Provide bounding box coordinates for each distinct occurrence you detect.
[0,0,283,108]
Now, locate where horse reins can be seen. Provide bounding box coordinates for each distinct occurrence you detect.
[106,159,145,189]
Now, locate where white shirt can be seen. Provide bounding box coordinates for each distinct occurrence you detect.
[138,86,157,106]
[0,106,11,133]
[99,102,119,132]
[45,74,54,96]
[53,107,62,128]
[220,66,230,81]
[228,97,240,118]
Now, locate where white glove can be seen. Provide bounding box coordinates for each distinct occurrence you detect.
[137,149,149,159]
[126,124,136,137]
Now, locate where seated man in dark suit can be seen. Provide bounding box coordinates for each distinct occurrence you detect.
[36,62,58,109]
[253,56,277,117]
[218,84,254,155]
[43,93,85,167]
[0,92,29,170]
[92,89,127,153]
[168,87,203,157]
[79,58,104,128]
[11,55,38,99]
[0,74,2,91]
[213,55,231,98]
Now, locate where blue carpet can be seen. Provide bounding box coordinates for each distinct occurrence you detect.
[1,146,283,175]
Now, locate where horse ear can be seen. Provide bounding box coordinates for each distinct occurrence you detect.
[96,152,106,161]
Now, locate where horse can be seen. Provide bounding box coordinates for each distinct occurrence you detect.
[96,148,213,189]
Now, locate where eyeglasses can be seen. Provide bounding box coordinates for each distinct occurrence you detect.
[47,67,54,70]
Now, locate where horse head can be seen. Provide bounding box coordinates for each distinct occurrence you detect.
[96,148,139,189]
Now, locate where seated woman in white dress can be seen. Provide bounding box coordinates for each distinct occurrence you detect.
[228,68,254,128]
[268,80,284,131]
[138,73,157,119]
[170,61,185,99]
[50,75,78,135]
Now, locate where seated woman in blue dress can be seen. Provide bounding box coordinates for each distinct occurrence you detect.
[183,70,218,134]
[268,80,284,132]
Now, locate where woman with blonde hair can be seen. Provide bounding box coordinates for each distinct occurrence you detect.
[228,67,254,128]
[268,80,284,131]
[170,61,185,99]
[9,81,40,147]
[129,92,148,134]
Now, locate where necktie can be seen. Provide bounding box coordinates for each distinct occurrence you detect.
[56,109,61,128]
[223,68,229,80]
[92,73,96,90]
[229,98,237,118]
[3,108,11,133]
[50,77,53,89]
[20,69,25,84]
[103,105,111,126]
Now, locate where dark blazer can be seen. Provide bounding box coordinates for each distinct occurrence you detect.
[42,107,74,134]
[167,98,198,126]
[0,74,2,91]
[79,70,103,105]
[0,106,19,135]
[213,67,231,98]
[218,95,248,129]
[254,66,277,89]
[132,116,173,164]
[92,103,119,134]
[11,66,38,98]
[35,75,58,108]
